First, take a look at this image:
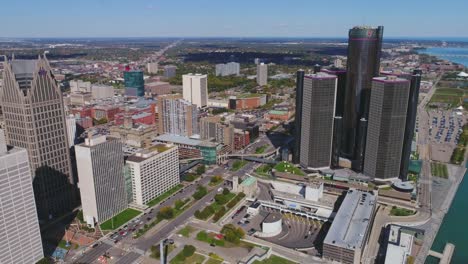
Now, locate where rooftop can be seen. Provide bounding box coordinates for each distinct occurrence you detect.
[373,76,410,84]
[241,176,257,187]
[126,144,174,162]
[155,134,201,146]
[324,189,376,250]
[263,212,282,224]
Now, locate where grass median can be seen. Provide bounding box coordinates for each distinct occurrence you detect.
[146,184,183,207]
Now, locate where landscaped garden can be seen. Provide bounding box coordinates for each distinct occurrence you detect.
[274,161,305,176]
[390,206,415,216]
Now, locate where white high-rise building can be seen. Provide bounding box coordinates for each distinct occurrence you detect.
[256,63,268,86]
[91,84,114,99]
[0,130,43,263]
[215,62,240,76]
[147,62,159,74]
[182,73,208,108]
[70,80,91,93]
[126,144,179,206]
[66,115,77,147]
[75,135,128,227]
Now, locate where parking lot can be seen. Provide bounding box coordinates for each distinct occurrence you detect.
[426,110,466,162]
[428,110,464,145]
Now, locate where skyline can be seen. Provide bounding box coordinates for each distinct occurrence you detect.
[2,0,468,38]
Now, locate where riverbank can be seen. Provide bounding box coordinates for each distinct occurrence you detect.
[425,159,468,263]
[418,47,468,67]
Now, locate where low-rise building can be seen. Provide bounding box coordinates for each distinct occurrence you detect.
[323,189,377,264]
[264,109,292,121]
[232,175,257,198]
[91,84,114,99]
[110,123,157,148]
[229,94,267,110]
[70,91,93,105]
[126,144,179,206]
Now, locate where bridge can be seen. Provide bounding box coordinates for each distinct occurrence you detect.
[179,160,202,174]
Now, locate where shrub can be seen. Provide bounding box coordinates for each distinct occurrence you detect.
[175,199,185,210]
[212,206,227,222]
[157,206,174,220]
[182,245,196,257]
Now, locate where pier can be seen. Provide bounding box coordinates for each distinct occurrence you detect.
[428,243,455,264]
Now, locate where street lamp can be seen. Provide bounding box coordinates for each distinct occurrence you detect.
[160,238,174,264]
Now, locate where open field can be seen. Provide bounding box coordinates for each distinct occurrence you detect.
[429,87,466,107]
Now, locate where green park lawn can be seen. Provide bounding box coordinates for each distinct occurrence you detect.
[431,162,449,178]
[100,208,141,230]
[274,162,305,176]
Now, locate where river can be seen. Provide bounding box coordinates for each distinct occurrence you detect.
[419,47,468,67]
[425,161,468,263]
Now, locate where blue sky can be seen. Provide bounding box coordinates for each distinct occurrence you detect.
[2,0,468,38]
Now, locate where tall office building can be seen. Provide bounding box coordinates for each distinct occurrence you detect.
[0,130,43,263]
[321,68,347,117]
[200,116,234,147]
[256,63,268,86]
[157,94,199,137]
[400,70,422,180]
[342,26,384,170]
[124,69,145,97]
[299,73,337,170]
[126,144,179,206]
[292,70,304,164]
[364,76,410,180]
[331,116,343,168]
[75,135,127,227]
[164,65,177,78]
[1,56,76,220]
[182,73,208,108]
[66,115,77,147]
[215,62,240,76]
[147,62,159,74]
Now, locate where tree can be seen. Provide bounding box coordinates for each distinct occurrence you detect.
[157,206,174,220]
[222,188,230,195]
[182,245,196,257]
[210,175,222,184]
[196,165,206,175]
[221,224,245,244]
[193,186,208,200]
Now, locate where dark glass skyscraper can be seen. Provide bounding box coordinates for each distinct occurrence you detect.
[293,70,305,164]
[124,70,145,97]
[299,73,337,170]
[400,69,422,179]
[342,26,384,169]
[364,76,410,180]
